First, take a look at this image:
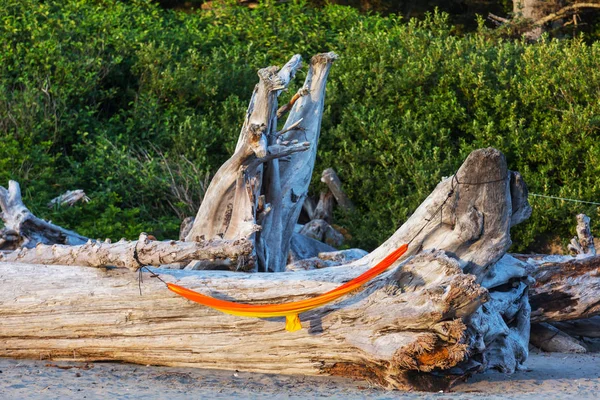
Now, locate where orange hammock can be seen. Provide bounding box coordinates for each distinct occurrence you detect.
[167,243,408,332]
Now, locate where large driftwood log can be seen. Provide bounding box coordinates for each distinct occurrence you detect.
[0,148,533,390]
[0,251,485,391]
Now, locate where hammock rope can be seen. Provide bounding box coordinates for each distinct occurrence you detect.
[166,243,408,332]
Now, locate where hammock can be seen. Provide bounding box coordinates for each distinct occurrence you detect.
[167,243,408,332]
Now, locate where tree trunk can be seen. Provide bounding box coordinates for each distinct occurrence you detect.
[184,53,337,272]
[513,0,548,21]
[513,0,548,39]
[0,148,534,390]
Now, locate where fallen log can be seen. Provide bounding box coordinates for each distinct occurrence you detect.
[529,323,587,353]
[0,148,534,390]
[514,215,600,323]
[0,251,485,390]
[551,316,600,338]
[528,255,600,323]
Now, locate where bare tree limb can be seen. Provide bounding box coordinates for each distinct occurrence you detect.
[534,3,600,26]
[0,233,252,272]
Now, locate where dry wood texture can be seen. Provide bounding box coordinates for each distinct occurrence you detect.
[0,233,252,272]
[184,53,338,272]
[527,255,600,323]
[0,148,534,390]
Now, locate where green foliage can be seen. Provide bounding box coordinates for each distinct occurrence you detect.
[1,0,599,252]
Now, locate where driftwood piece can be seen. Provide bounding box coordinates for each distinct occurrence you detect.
[0,233,252,272]
[299,219,329,241]
[0,148,534,389]
[257,53,338,272]
[185,55,306,245]
[285,248,368,272]
[0,180,88,247]
[508,214,600,323]
[551,316,600,339]
[321,168,354,211]
[298,218,344,247]
[313,190,334,222]
[47,189,90,208]
[288,232,337,263]
[302,196,317,221]
[529,323,587,353]
[568,214,595,256]
[527,255,600,323]
[0,228,20,250]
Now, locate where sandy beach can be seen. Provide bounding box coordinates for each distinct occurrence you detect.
[1,350,598,399]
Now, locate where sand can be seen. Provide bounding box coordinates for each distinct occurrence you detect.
[1,350,599,399]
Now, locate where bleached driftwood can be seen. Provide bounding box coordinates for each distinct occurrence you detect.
[0,180,88,248]
[47,189,90,208]
[321,168,354,211]
[0,181,253,270]
[0,251,485,391]
[313,190,334,221]
[185,53,338,272]
[0,148,534,390]
[0,233,252,272]
[568,213,595,256]
[285,248,368,271]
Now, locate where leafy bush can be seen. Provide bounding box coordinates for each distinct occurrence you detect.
[1,0,599,252]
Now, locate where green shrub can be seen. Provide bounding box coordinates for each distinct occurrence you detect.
[1,0,599,252]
